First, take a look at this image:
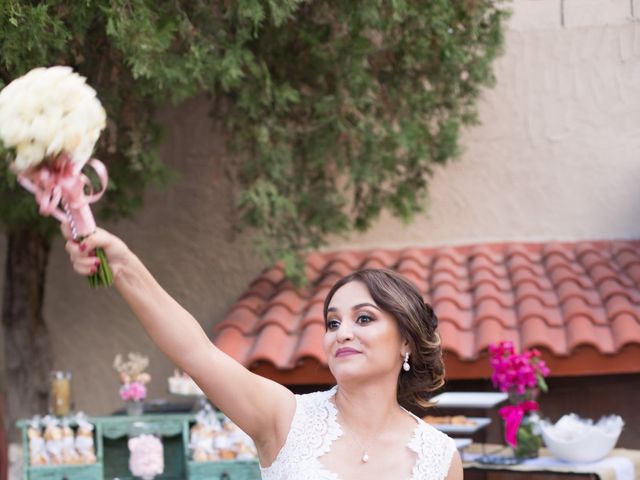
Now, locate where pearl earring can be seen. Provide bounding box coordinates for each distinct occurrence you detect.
[403,352,410,372]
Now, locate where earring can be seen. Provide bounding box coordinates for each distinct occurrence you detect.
[403,352,410,372]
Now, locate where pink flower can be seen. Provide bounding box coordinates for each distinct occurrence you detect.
[488,341,550,394]
[119,381,147,402]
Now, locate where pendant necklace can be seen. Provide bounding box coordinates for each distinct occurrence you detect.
[339,415,386,464]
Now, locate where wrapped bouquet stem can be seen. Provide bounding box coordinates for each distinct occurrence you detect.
[17,152,112,286]
[0,66,112,286]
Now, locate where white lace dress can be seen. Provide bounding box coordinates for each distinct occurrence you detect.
[261,386,456,480]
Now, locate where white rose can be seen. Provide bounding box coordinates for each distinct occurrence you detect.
[44,66,73,82]
[45,131,65,158]
[62,127,83,154]
[0,66,106,168]
[15,142,45,171]
[74,139,94,164]
[0,119,29,148]
[29,115,58,147]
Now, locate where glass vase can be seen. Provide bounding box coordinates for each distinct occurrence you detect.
[513,413,542,459]
[126,400,144,416]
[505,389,542,459]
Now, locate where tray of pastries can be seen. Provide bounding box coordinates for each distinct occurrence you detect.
[423,415,491,434]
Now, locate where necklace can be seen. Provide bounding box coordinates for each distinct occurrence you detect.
[336,409,386,464]
[343,418,380,463]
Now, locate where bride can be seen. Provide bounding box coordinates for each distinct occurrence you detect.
[64,226,463,479]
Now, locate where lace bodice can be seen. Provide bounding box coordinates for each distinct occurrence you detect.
[260,387,456,480]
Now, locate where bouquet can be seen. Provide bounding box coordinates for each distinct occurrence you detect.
[488,341,550,457]
[114,353,151,403]
[0,66,112,287]
[489,341,550,396]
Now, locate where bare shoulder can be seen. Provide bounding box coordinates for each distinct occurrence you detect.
[445,448,463,480]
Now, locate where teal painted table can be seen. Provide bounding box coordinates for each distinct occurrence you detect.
[17,413,261,480]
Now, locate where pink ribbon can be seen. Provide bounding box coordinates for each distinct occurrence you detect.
[16,153,108,239]
[499,400,539,447]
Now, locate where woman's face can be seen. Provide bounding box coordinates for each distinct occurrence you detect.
[323,280,406,383]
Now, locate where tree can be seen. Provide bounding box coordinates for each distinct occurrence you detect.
[0,0,509,429]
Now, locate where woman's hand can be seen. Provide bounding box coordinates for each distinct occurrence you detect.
[62,225,130,280]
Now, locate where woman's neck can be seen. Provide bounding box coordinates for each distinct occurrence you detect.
[333,381,404,436]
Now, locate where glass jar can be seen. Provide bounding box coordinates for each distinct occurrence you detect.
[128,422,164,480]
[513,413,542,459]
[49,371,72,417]
[126,400,144,416]
[504,389,542,459]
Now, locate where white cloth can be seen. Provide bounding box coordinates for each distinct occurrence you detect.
[524,455,635,480]
[261,386,456,480]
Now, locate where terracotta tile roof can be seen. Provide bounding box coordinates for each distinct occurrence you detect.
[213,240,640,384]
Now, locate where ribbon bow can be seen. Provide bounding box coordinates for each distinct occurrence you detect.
[499,400,539,447]
[16,154,108,239]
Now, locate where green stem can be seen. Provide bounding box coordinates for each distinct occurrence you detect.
[87,247,113,288]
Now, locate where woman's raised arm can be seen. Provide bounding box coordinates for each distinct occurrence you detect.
[64,227,295,462]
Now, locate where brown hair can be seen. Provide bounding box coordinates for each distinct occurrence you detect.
[323,268,444,408]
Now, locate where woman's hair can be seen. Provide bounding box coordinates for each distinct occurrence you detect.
[323,268,445,408]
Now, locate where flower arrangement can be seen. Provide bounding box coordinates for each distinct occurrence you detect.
[113,353,151,403]
[488,341,550,458]
[489,341,550,396]
[0,66,112,286]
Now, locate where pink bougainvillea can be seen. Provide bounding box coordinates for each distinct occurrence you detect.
[488,341,550,395]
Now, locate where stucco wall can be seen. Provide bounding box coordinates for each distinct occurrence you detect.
[2,2,640,420]
[331,5,640,250]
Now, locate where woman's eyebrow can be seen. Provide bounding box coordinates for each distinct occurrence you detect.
[352,302,381,311]
[327,302,381,313]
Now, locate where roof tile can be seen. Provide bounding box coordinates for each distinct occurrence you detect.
[611,313,640,350]
[566,316,615,354]
[475,298,518,328]
[520,317,567,355]
[516,297,564,327]
[294,323,326,364]
[247,324,295,368]
[214,240,640,381]
[432,283,472,309]
[473,318,510,355]
[433,300,474,330]
[513,282,558,308]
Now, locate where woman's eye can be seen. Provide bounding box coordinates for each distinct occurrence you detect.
[326,319,340,330]
[356,314,373,324]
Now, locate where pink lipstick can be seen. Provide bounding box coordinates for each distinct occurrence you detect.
[335,347,360,357]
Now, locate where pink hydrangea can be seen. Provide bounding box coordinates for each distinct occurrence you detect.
[120,381,147,402]
[489,341,550,395]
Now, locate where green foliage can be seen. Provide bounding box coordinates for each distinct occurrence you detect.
[515,419,543,458]
[0,0,510,281]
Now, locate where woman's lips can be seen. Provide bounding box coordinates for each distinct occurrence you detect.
[335,347,361,357]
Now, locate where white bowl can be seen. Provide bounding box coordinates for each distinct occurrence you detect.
[540,415,623,464]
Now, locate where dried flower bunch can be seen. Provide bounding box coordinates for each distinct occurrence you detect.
[113,353,151,402]
[113,353,149,382]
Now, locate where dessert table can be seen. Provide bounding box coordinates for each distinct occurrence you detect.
[462,443,640,480]
[17,413,260,480]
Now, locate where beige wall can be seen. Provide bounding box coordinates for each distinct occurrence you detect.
[2,2,640,417]
[332,3,640,250]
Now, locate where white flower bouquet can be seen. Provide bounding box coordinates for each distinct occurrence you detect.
[0,66,112,286]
